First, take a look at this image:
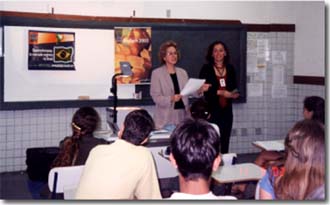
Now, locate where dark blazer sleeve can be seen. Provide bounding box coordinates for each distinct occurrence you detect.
[199,64,218,108]
[226,64,238,92]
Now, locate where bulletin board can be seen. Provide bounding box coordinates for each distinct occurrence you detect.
[0,11,246,110]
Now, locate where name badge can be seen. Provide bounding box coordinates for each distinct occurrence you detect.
[219,78,226,87]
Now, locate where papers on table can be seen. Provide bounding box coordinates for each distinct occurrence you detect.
[252,139,285,151]
[180,78,205,96]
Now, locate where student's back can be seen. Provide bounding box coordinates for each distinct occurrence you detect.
[75,109,161,199]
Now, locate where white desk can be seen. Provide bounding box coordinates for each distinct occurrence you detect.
[252,139,285,151]
[149,146,178,179]
[212,163,265,184]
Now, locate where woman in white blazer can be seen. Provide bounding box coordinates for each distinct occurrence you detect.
[150,40,209,129]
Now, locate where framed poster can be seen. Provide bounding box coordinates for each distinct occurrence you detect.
[114,27,151,84]
[28,30,75,70]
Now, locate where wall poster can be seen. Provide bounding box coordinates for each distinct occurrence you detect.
[28,30,75,70]
[114,27,151,84]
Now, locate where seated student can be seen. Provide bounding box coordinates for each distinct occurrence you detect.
[190,98,220,136]
[254,95,324,168]
[259,120,325,200]
[52,106,108,167]
[75,109,161,199]
[302,96,324,124]
[233,96,325,196]
[167,118,236,199]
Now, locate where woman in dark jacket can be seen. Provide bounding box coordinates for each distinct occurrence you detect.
[199,41,239,153]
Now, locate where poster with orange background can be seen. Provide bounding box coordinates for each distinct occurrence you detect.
[114,27,151,84]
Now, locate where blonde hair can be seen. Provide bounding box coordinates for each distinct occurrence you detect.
[274,120,325,200]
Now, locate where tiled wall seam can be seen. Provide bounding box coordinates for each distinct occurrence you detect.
[0,32,325,172]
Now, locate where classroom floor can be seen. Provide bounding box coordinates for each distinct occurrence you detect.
[0,153,259,200]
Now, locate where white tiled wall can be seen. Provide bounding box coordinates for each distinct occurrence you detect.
[0,32,325,172]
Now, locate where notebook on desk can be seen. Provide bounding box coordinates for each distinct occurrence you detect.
[253,139,285,151]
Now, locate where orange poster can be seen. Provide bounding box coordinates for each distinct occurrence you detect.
[114,27,151,84]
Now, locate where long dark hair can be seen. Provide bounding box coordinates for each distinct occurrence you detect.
[205,40,230,65]
[52,107,100,167]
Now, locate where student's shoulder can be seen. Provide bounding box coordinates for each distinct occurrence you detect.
[89,143,112,156]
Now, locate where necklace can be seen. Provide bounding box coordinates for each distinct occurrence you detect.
[214,65,225,77]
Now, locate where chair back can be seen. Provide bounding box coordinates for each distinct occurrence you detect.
[48,165,84,199]
[255,180,261,199]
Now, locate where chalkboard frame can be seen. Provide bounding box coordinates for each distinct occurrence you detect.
[0,11,246,110]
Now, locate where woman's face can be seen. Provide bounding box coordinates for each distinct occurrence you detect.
[163,46,178,65]
[212,43,226,63]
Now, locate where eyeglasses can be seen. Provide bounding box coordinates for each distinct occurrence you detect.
[166,52,178,56]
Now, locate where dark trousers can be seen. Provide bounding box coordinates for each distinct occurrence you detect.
[211,107,233,154]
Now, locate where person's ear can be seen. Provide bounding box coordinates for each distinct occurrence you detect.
[140,137,149,145]
[169,153,178,168]
[118,125,124,139]
[212,155,221,171]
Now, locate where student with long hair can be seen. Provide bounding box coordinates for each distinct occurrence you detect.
[254,96,324,168]
[52,107,108,167]
[259,120,325,200]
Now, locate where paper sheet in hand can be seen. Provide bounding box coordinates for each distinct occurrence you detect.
[180,78,205,96]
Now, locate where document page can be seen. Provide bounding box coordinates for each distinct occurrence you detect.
[180,78,205,96]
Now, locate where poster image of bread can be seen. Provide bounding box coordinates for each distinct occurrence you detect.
[114,27,151,84]
[28,30,75,70]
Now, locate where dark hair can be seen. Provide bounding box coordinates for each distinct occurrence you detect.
[275,119,325,200]
[158,40,180,64]
[303,96,324,124]
[170,118,220,180]
[52,107,100,167]
[205,40,230,65]
[121,109,155,145]
[190,98,210,120]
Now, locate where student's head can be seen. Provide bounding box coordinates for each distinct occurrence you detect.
[303,96,324,124]
[170,118,221,181]
[158,40,180,65]
[52,106,100,168]
[190,98,211,120]
[275,119,325,200]
[206,40,230,65]
[120,109,155,145]
[71,106,101,138]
